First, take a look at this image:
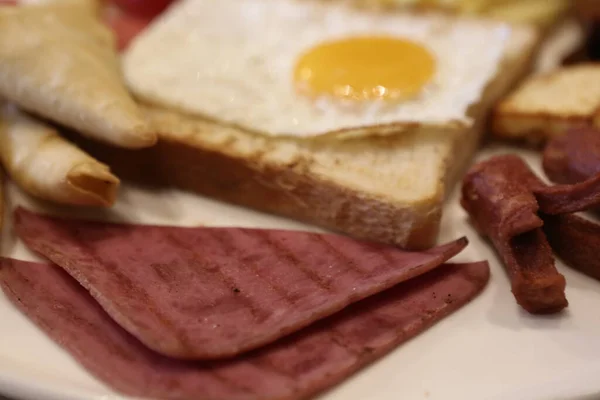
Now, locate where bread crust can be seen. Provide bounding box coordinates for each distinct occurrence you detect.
[67,128,444,249]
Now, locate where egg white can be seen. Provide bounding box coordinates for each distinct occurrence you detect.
[124,0,511,137]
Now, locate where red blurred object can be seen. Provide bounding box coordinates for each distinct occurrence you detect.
[111,0,173,18]
[103,5,153,51]
[0,0,18,5]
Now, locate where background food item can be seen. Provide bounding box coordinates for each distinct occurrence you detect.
[482,0,570,29]
[0,257,489,400]
[14,207,468,359]
[111,0,172,18]
[123,0,510,138]
[532,172,600,215]
[574,0,600,21]
[0,105,119,207]
[543,214,600,281]
[573,0,600,60]
[493,64,600,143]
[543,128,600,184]
[0,1,155,148]
[352,0,570,29]
[461,155,567,314]
[102,3,154,50]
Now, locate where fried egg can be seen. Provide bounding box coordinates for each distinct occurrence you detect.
[123,0,511,137]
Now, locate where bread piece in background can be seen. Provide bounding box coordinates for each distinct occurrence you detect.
[493,64,600,144]
[16,0,101,11]
[352,0,571,30]
[0,104,119,207]
[482,0,570,30]
[0,0,155,148]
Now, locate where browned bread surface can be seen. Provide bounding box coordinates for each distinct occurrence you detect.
[493,63,600,144]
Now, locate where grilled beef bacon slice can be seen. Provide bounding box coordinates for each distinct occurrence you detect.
[461,155,568,314]
[13,207,468,360]
[0,258,489,400]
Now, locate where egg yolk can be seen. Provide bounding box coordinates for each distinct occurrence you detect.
[294,37,436,102]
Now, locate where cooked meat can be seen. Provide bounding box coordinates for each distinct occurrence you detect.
[543,213,600,281]
[13,207,468,360]
[0,258,489,400]
[461,155,568,314]
[543,128,600,185]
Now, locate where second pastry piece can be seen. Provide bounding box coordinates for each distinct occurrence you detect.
[461,155,567,314]
[0,104,119,207]
[0,1,155,148]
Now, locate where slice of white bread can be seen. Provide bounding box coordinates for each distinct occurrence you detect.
[493,63,600,142]
[493,63,600,144]
[67,25,537,250]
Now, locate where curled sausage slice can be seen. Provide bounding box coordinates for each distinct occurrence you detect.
[533,173,600,215]
[543,213,600,281]
[461,155,567,314]
[543,128,600,185]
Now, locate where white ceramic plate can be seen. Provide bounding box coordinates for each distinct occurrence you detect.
[2,144,600,400]
[0,17,596,400]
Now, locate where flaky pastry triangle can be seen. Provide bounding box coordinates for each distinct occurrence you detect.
[0,1,156,148]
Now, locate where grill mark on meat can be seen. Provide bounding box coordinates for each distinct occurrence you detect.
[209,229,294,305]
[75,237,196,354]
[315,235,404,277]
[161,231,271,322]
[309,234,362,273]
[232,229,331,304]
[361,242,398,267]
[253,230,333,292]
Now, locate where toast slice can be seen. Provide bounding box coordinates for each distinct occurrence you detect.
[69,25,537,250]
[493,64,600,144]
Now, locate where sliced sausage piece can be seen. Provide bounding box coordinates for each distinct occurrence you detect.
[533,173,600,215]
[543,128,600,185]
[461,155,567,314]
[543,213,600,281]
